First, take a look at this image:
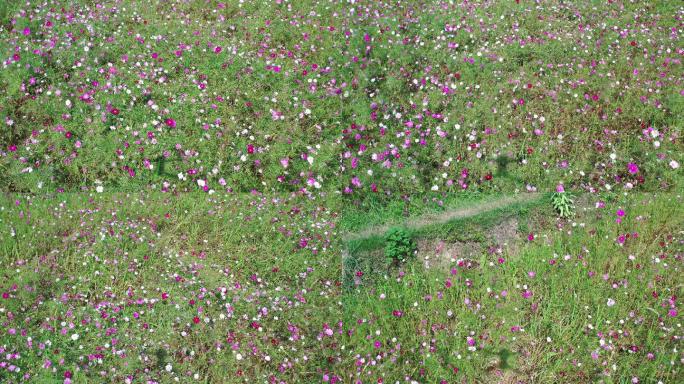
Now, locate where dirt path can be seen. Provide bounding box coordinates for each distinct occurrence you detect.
[344,193,542,242]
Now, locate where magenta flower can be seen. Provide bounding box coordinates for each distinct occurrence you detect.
[627,163,639,174]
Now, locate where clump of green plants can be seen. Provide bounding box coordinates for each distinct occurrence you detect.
[384,227,416,263]
[551,184,574,218]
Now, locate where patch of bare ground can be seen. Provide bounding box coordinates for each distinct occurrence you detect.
[417,217,522,271]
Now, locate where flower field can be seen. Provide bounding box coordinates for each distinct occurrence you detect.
[0,0,682,383]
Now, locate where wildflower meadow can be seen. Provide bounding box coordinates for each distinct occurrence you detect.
[1,0,682,383]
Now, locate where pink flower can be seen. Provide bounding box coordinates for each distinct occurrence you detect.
[556,184,565,193]
[165,118,176,128]
[627,163,639,174]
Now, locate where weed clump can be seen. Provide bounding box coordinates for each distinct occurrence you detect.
[384,227,416,263]
[552,184,575,218]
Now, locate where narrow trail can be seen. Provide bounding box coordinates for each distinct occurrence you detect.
[344,193,542,242]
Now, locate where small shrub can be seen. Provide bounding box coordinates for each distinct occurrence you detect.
[384,227,416,263]
[551,185,574,218]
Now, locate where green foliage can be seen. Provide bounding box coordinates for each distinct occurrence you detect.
[384,227,416,263]
[551,191,574,218]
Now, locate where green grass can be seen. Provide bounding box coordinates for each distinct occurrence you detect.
[342,191,684,383]
[1,0,683,383]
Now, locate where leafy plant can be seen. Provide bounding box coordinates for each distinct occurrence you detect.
[384,227,416,263]
[552,191,574,218]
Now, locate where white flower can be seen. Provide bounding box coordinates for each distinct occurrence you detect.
[607,298,616,307]
[670,160,680,169]
[71,334,79,341]
[307,156,314,165]
[165,364,172,372]
[96,185,104,193]
[235,353,243,361]
[197,179,205,187]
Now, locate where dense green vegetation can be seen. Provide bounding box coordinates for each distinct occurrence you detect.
[1,1,682,383]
